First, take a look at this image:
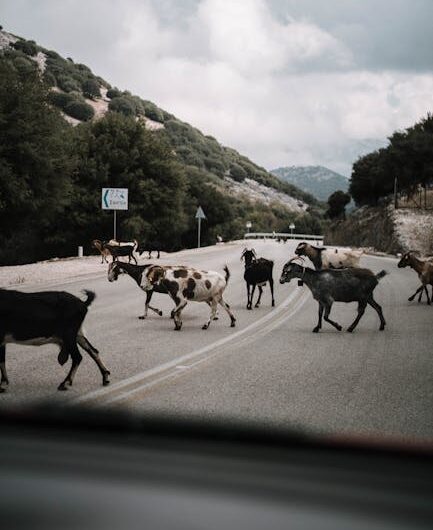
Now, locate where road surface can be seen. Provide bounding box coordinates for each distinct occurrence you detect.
[2,241,432,441]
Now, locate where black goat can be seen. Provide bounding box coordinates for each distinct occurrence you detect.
[107,261,168,319]
[138,241,162,259]
[104,241,137,264]
[279,259,386,333]
[0,289,110,392]
[241,248,275,310]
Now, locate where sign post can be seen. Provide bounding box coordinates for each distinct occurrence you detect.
[246,221,252,234]
[289,222,295,239]
[102,188,128,240]
[195,206,206,248]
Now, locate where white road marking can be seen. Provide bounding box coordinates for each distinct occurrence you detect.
[74,286,309,406]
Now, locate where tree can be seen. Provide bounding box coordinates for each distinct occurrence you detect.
[82,78,101,99]
[326,190,351,219]
[0,58,75,264]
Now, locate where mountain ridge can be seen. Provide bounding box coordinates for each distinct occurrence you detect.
[271,165,349,201]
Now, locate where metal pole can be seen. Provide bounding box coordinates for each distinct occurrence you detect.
[198,217,202,248]
[394,177,398,209]
[113,210,117,240]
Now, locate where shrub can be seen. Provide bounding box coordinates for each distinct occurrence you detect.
[43,71,56,87]
[229,163,247,182]
[64,100,95,121]
[145,105,164,123]
[57,74,81,92]
[48,91,83,110]
[106,87,122,99]
[82,78,101,99]
[108,96,136,117]
[13,39,37,56]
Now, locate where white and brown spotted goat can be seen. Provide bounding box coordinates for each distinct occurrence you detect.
[295,242,363,270]
[141,265,236,330]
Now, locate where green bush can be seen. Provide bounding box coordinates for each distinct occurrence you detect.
[64,100,95,121]
[108,96,136,117]
[145,105,164,123]
[43,71,56,87]
[82,78,101,99]
[57,74,81,92]
[229,163,247,182]
[106,87,122,99]
[48,91,83,110]
[13,39,37,56]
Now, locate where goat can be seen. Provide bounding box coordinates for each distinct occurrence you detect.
[295,242,363,270]
[138,241,162,259]
[240,248,275,310]
[0,289,110,392]
[92,239,110,264]
[103,241,138,265]
[107,261,166,319]
[279,258,386,333]
[397,251,433,305]
[141,265,236,330]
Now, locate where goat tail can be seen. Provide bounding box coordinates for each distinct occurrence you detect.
[376,270,387,280]
[82,290,96,307]
[223,265,230,284]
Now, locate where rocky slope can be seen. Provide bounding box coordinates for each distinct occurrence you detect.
[325,204,433,255]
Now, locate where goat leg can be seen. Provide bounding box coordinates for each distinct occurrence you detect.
[58,343,82,390]
[0,345,8,388]
[323,303,342,331]
[269,278,275,307]
[255,286,263,307]
[367,296,386,330]
[409,285,424,302]
[202,300,218,330]
[313,303,324,333]
[219,297,236,327]
[77,334,110,387]
[347,301,367,333]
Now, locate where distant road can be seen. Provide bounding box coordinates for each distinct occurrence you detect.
[2,241,432,441]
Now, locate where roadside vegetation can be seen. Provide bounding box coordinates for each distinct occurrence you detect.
[0,34,325,265]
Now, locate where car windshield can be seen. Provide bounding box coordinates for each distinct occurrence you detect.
[0,0,432,447]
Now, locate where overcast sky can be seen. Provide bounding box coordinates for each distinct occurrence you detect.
[2,0,433,176]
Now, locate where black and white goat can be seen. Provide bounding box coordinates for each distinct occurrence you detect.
[138,241,162,259]
[103,240,138,264]
[0,289,110,392]
[107,261,167,319]
[241,248,275,310]
[279,258,386,333]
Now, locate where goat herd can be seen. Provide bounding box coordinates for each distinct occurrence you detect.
[0,241,432,394]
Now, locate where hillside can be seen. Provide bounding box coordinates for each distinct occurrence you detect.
[271,165,348,201]
[0,26,325,264]
[0,28,317,211]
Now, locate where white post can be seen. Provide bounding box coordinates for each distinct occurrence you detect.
[78,246,83,258]
[197,217,201,248]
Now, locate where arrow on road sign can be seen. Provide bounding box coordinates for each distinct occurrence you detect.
[195,206,206,220]
[103,189,110,208]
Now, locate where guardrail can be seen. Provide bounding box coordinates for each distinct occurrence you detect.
[244,232,324,242]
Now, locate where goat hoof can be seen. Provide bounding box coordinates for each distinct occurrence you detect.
[347,328,354,333]
[336,325,342,331]
[58,384,68,391]
[312,327,320,333]
[202,324,209,330]
[0,387,5,393]
[103,380,110,386]
[247,306,252,310]
[138,316,145,320]
[158,311,163,316]
[230,321,236,327]
[380,325,386,331]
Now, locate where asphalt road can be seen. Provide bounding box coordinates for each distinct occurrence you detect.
[2,241,432,441]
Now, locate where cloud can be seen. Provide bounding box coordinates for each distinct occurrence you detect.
[2,0,433,176]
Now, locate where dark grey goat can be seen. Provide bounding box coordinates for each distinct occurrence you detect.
[0,289,110,392]
[241,248,275,310]
[279,259,386,333]
[103,242,138,264]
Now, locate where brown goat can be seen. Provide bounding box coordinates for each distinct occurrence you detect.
[397,251,433,305]
[92,239,110,264]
